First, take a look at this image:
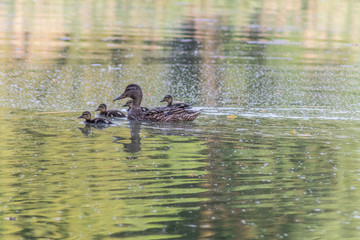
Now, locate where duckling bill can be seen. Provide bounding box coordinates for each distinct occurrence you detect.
[78,111,114,125]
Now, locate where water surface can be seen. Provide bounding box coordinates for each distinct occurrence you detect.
[1,0,360,239]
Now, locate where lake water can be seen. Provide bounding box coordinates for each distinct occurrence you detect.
[1,0,360,239]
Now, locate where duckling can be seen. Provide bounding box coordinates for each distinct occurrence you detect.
[114,84,201,122]
[95,103,126,118]
[122,100,149,113]
[160,94,190,108]
[78,111,114,125]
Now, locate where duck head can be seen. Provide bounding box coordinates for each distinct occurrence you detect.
[160,94,173,106]
[95,103,107,113]
[114,84,143,101]
[78,111,92,121]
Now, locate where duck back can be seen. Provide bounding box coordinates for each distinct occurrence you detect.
[144,106,200,122]
[87,117,114,125]
[103,110,126,118]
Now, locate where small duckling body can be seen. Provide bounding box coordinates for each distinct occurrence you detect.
[96,103,126,118]
[78,111,114,125]
[160,94,190,108]
[114,84,201,122]
[122,100,149,113]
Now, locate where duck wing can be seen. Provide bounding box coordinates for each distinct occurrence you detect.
[141,106,150,113]
[144,106,200,122]
[171,102,191,108]
[92,117,114,124]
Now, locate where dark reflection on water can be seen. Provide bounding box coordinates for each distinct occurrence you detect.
[113,121,142,153]
[78,125,92,137]
[167,21,202,104]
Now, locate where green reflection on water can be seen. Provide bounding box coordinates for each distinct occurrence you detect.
[0,113,209,239]
[1,113,360,239]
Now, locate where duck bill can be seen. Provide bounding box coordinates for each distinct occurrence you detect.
[160,99,166,102]
[122,103,128,107]
[114,93,126,101]
[78,115,84,119]
[95,108,100,111]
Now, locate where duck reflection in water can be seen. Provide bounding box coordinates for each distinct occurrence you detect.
[78,125,92,136]
[113,121,142,153]
[78,123,113,137]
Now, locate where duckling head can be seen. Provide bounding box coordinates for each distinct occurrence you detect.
[78,111,92,121]
[114,84,143,101]
[122,100,133,108]
[160,94,173,106]
[96,103,107,113]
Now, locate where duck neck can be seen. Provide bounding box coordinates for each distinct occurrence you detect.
[128,93,144,120]
[128,107,144,121]
[132,95,142,107]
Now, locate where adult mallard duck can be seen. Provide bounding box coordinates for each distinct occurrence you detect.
[95,103,126,118]
[160,94,190,108]
[122,100,149,113]
[113,84,201,122]
[78,111,114,125]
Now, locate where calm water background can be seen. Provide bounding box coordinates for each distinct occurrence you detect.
[1,0,360,239]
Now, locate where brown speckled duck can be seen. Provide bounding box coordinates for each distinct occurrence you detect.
[122,100,149,113]
[78,111,114,125]
[160,94,190,108]
[113,84,201,122]
[95,103,126,118]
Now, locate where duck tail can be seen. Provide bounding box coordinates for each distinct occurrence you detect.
[184,110,201,121]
